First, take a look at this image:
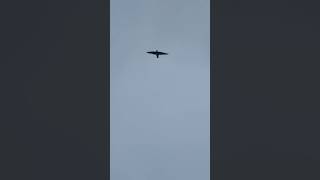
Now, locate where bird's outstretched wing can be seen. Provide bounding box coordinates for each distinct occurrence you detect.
[158,52,168,55]
[147,51,156,54]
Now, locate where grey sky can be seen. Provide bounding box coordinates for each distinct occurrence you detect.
[110,0,210,180]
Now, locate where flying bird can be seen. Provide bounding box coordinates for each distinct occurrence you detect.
[147,50,168,58]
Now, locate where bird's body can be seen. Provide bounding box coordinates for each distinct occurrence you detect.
[147,50,168,58]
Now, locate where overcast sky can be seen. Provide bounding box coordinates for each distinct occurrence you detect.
[110,0,210,180]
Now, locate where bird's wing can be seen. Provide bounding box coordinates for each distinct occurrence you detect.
[158,52,168,55]
[147,51,156,54]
